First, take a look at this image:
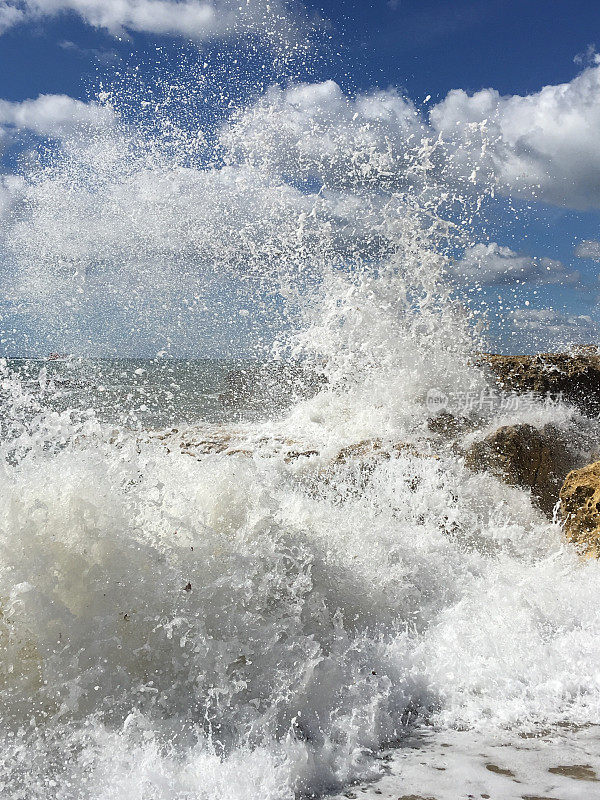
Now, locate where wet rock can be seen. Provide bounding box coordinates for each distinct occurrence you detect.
[334,439,389,464]
[485,763,515,777]
[465,424,575,516]
[559,461,600,557]
[284,449,320,463]
[155,428,437,476]
[548,764,599,781]
[427,410,465,438]
[334,440,434,465]
[427,410,479,442]
[478,347,600,415]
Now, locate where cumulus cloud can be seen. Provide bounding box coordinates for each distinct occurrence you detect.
[4,79,594,288]
[0,85,395,357]
[0,0,298,40]
[0,84,394,309]
[224,65,600,211]
[0,94,115,141]
[574,44,600,67]
[2,15,600,212]
[455,242,578,286]
[3,7,600,214]
[430,63,600,209]
[0,1,25,32]
[510,307,597,342]
[2,82,584,309]
[1,71,595,357]
[221,80,429,190]
[31,0,225,37]
[575,239,600,262]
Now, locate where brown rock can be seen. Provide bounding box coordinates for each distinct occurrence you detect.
[465,424,575,516]
[334,440,432,465]
[427,410,478,440]
[334,439,388,463]
[284,449,320,463]
[559,461,600,556]
[477,347,600,415]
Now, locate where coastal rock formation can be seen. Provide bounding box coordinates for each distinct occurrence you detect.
[156,429,432,468]
[478,347,600,415]
[465,423,574,516]
[333,439,425,463]
[427,410,476,439]
[559,461,600,556]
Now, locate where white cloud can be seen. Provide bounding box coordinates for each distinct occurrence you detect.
[221,80,428,190]
[224,67,600,211]
[0,75,594,359]
[2,11,600,215]
[0,94,386,356]
[3,81,594,291]
[0,85,389,302]
[2,19,599,213]
[30,0,222,36]
[0,1,25,32]
[430,63,600,210]
[575,239,600,262]
[498,306,599,352]
[0,94,115,141]
[455,242,578,286]
[2,83,584,308]
[574,44,600,67]
[510,307,597,342]
[0,0,298,40]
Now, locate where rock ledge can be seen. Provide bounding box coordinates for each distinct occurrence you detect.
[478,347,600,414]
[560,461,600,556]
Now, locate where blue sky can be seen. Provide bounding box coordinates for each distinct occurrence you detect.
[0,0,599,355]
[3,1,599,101]
[316,0,600,98]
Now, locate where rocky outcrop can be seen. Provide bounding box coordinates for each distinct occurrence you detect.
[427,410,476,439]
[559,462,600,556]
[465,424,576,516]
[478,347,600,415]
[333,439,428,464]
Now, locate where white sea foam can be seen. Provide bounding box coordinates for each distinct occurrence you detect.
[0,352,599,799]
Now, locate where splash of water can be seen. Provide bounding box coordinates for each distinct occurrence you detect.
[0,34,599,800]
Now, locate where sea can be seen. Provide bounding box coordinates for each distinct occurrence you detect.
[4,357,266,428]
[0,350,599,800]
